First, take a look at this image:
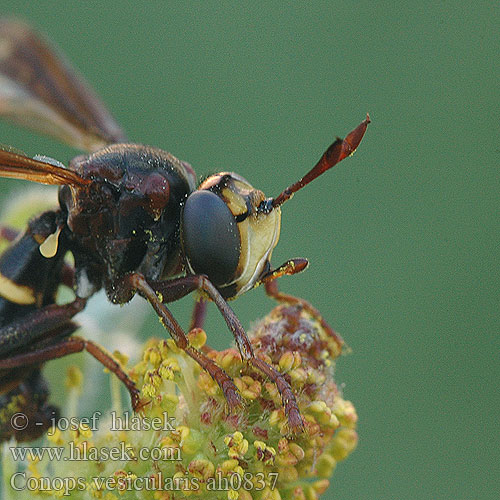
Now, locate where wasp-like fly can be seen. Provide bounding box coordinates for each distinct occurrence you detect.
[0,20,369,441]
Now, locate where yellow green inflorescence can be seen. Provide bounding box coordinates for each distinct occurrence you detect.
[4,305,357,499]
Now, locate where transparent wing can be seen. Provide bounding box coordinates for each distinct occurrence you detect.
[0,19,126,152]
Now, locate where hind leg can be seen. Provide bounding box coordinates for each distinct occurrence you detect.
[0,298,139,411]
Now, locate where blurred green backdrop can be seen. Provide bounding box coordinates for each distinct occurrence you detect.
[0,1,498,499]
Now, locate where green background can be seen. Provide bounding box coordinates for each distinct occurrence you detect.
[0,2,498,499]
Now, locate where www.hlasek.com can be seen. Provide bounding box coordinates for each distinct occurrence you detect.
[10,440,181,462]
[10,471,279,496]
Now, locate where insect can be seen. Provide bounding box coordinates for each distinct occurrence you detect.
[0,20,369,441]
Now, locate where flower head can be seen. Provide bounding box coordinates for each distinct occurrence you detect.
[3,304,357,499]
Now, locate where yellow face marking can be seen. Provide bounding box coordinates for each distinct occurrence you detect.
[0,272,36,305]
[221,185,248,216]
[234,206,281,296]
[217,176,281,297]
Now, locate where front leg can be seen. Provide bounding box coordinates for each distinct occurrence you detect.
[110,273,242,412]
[255,257,344,352]
[148,274,304,433]
[264,279,344,352]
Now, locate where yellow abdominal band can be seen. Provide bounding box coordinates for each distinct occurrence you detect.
[0,272,36,305]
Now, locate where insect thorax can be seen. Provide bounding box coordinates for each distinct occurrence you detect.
[58,144,196,292]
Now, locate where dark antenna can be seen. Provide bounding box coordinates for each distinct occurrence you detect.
[259,114,370,213]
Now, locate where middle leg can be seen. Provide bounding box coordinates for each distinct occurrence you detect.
[189,296,216,355]
[189,295,207,331]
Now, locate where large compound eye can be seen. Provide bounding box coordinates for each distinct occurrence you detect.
[182,190,240,286]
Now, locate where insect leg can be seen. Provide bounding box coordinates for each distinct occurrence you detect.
[150,276,254,357]
[189,296,216,355]
[111,273,243,412]
[150,275,304,433]
[0,336,140,411]
[0,298,86,356]
[264,280,344,352]
[189,296,207,331]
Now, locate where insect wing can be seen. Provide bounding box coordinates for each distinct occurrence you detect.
[0,19,126,151]
[0,148,90,186]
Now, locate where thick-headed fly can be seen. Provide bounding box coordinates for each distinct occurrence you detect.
[0,20,369,441]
